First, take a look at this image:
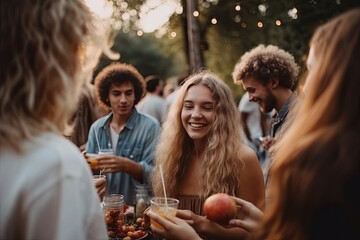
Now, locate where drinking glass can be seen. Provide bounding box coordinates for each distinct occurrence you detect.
[86,153,99,170]
[98,149,114,156]
[97,149,114,175]
[150,197,179,229]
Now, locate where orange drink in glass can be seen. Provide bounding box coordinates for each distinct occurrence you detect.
[150,197,179,229]
[86,153,99,170]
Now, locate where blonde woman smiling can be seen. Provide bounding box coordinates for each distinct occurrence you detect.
[152,71,265,240]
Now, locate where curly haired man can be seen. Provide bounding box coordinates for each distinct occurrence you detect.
[86,63,160,205]
[232,44,300,195]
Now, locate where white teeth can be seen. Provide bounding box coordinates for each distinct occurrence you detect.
[190,123,205,127]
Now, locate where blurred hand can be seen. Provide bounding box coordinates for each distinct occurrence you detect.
[79,143,86,152]
[82,150,87,161]
[97,155,128,173]
[143,206,151,230]
[227,197,263,232]
[92,177,106,201]
[260,136,276,151]
[147,210,202,240]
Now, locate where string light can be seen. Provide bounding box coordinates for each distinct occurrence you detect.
[170,31,177,38]
[193,11,199,17]
[234,15,241,23]
[275,20,281,26]
[241,22,247,28]
[211,18,217,24]
[257,21,263,28]
[288,7,298,19]
[235,4,241,11]
[137,30,143,36]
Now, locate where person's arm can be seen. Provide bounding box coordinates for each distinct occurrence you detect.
[260,111,268,137]
[85,124,99,154]
[137,122,161,184]
[97,121,160,183]
[147,210,202,240]
[240,111,252,142]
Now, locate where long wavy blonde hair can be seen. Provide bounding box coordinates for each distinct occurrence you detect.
[0,0,118,152]
[152,71,244,198]
[256,8,360,240]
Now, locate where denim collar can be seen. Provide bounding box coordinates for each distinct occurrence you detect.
[276,92,298,123]
[100,107,139,132]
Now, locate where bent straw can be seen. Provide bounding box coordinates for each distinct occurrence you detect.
[159,164,168,213]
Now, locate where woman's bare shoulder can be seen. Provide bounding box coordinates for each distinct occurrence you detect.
[239,144,258,163]
[237,144,265,210]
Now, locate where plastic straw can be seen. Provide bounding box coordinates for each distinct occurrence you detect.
[159,164,168,212]
[94,130,102,176]
[95,129,101,152]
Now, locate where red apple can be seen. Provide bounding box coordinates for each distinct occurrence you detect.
[203,193,237,224]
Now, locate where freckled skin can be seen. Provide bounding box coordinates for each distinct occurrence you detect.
[203,193,237,224]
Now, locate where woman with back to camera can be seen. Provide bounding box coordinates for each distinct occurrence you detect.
[151,71,265,239]
[256,7,360,240]
[0,0,118,239]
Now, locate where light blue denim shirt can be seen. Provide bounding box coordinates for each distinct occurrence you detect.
[86,108,160,205]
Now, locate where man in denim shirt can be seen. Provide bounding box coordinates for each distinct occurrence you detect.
[86,63,160,205]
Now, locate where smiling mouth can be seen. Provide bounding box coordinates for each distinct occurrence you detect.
[189,123,207,128]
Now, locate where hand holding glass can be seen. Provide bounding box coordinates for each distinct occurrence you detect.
[92,175,106,201]
[150,197,179,229]
[85,153,99,170]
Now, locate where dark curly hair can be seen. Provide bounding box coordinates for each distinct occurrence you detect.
[94,62,145,110]
[232,44,299,89]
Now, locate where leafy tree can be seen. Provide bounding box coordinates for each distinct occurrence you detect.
[93,32,182,81]
[101,0,360,101]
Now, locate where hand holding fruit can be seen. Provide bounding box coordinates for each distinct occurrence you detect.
[228,197,263,232]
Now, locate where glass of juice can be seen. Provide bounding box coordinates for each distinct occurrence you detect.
[86,153,99,170]
[150,197,179,229]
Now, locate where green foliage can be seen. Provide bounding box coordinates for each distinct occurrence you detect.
[93,32,182,81]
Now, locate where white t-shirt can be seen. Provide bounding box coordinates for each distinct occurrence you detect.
[0,133,107,240]
[137,94,168,123]
[238,92,263,146]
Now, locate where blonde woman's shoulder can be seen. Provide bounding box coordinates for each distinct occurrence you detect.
[238,144,265,210]
[239,144,258,163]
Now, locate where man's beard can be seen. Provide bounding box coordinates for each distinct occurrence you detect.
[262,88,277,113]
